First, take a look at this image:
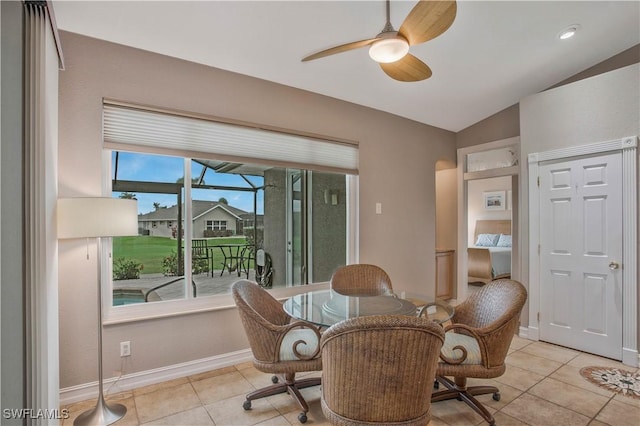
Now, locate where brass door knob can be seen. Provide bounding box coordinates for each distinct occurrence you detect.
[609,261,620,270]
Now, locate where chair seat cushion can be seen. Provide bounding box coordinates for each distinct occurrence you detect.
[279,328,320,361]
[439,332,482,365]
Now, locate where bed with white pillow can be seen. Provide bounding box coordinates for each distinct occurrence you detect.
[468,220,512,285]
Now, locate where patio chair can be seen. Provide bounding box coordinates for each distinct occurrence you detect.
[191,239,212,276]
[329,264,394,296]
[432,279,527,426]
[232,280,322,423]
[320,315,445,425]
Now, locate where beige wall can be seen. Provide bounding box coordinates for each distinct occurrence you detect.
[57,32,456,388]
[456,104,520,150]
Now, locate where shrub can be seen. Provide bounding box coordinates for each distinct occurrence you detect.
[161,250,210,275]
[113,258,144,280]
[203,229,234,238]
[192,257,209,275]
[162,251,179,276]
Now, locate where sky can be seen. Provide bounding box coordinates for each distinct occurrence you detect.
[111,151,264,215]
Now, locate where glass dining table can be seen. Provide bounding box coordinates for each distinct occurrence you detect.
[283,289,454,328]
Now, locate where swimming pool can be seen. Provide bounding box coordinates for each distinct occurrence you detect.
[113,289,145,306]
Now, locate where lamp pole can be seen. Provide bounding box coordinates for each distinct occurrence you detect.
[74,237,126,426]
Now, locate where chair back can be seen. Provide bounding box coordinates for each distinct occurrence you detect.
[455,279,527,328]
[453,279,527,367]
[330,264,393,296]
[192,239,209,259]
[320,315,444,425]
[231,280,291,362]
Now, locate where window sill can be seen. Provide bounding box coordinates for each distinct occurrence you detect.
[103,281,330,326]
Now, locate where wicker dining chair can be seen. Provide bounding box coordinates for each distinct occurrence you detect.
[432,279,527,426]
[320,315,445,425]
[329,264,394,296]
[231,280,322,423]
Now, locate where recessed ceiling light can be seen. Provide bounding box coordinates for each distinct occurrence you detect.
[558,24,580,40]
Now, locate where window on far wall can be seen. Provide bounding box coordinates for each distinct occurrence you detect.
[205,220,227,231]
[103,101,358,319]
[108,151,355,312]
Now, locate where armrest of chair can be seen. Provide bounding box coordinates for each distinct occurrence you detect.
[276,321,322,361]
[439,323,489,367]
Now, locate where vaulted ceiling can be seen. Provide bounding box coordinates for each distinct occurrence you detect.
[53,1,640,132]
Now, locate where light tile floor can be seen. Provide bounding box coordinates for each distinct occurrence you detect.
[62,337,640,425]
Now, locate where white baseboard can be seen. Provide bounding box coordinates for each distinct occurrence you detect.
[59,349,253,405]
[622,347,640,368]
[518,326,534,340]
[526,325,540,341]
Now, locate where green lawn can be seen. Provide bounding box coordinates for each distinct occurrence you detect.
[113,236,249,275]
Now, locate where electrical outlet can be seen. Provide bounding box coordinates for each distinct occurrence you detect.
[120,341,131,357]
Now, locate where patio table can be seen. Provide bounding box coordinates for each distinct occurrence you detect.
[212,244,250,277]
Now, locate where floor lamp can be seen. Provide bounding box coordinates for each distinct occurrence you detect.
[58,197,138,426]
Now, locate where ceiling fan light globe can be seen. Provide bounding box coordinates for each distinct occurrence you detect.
[368,38,409,63]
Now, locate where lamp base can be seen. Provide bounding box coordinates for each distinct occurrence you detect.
[74,394,126,426]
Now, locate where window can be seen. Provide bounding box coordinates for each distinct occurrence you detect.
[465,146,519,174]
[103,101,358,320]
[206,220,227,231]
[108,152,355,311]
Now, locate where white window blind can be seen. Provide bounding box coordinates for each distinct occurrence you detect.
[103,101,358,174]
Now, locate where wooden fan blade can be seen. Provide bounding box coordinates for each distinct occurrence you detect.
[398,0,457,46]
[302,38,380,62]
[379,54,432,82]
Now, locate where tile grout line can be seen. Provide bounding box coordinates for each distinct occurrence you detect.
[534,347,634,423]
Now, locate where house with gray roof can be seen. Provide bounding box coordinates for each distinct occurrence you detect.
[138,200,250,238]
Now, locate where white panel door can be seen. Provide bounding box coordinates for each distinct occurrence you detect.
[538,152,623,359]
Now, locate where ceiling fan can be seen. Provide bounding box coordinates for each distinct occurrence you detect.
[302,0,457,82]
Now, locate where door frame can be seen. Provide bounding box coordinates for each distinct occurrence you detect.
[285,169,309,286]
[528,136,638,366]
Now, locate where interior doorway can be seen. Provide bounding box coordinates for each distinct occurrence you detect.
[456,137,520,304]
[466,176,514,297]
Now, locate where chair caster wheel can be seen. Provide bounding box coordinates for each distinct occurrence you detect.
[298,413,307,423]
[271,375,279,384]
[243,400,251,410]
[492,392,501,401]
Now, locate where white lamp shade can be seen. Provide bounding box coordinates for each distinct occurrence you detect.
[57,198,138,239]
